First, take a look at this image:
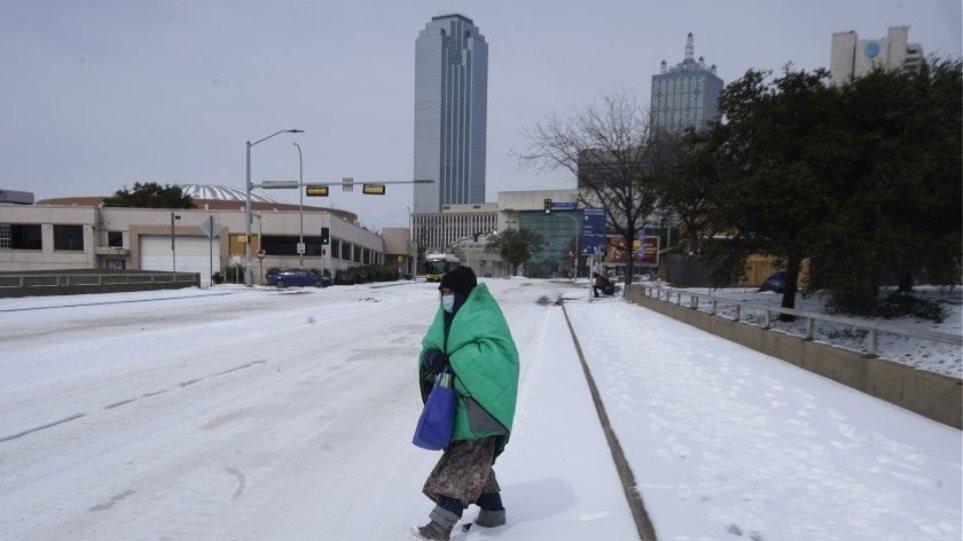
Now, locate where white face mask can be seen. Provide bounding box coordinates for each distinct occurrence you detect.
[441,294,455,313]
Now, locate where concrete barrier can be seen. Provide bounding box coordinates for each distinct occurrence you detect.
[0,270,200,298]
[626,285,963,429]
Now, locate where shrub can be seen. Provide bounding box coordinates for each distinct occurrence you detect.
[877,292,946,323]
[334,268,357,285]
[225,264,244,284]
[333,265,400,284]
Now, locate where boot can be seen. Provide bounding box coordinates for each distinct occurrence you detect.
[413,504,459,540]
[475,508,506,528]
[414,520,453,540]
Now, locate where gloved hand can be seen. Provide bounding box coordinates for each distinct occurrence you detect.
[422,348,449,375]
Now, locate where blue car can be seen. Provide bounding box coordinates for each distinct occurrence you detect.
[267,268,331,289]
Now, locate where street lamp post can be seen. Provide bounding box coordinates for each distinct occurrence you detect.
[244,129,303,286]
[293,142,304,268]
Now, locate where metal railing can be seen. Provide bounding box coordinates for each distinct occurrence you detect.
[638,284,961,357]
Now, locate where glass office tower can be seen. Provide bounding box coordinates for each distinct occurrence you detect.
[650,33,723,134]
[413,14,488,213]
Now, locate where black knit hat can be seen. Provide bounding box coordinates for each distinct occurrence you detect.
[438,266,477,296]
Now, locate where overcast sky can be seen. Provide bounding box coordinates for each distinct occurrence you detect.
[2,0,959,231]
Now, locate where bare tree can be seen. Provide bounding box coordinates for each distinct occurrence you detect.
[518,90,660,287]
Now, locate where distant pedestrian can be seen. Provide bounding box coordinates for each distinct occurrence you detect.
[413,266,520,540]
[593,272,615,297]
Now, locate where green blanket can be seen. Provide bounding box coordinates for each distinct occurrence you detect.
[420,283,519,443]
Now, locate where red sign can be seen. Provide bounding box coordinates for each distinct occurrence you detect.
[256,249,267,260]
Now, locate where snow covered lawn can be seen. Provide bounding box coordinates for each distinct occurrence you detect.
[646,283,962,379]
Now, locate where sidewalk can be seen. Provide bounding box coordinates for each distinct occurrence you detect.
[493,304,639,539]
[565,298,962,540]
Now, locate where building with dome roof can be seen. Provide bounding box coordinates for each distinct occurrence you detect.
[2,184,415,287]
[36,183,359,222]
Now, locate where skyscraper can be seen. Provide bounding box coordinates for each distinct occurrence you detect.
[829,26,923,86]
[412,14,488,213]
[650,33,723,134]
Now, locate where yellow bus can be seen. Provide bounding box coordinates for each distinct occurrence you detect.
[424,253,460,282]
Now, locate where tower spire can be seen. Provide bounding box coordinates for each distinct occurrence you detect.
[685,32,694,62]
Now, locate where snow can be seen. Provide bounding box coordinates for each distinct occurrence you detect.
[648,284,963,379]
[0,279,959,540]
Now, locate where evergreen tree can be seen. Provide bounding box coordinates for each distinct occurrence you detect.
[811,58,962,314]
[103,182,194,209]
[705,67,839,312]
[485,228,544,276]
[648,128,727,256]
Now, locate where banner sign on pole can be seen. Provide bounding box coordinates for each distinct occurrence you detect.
[604,235,659,267]
[580,207,607,256]
[635,236,660,267]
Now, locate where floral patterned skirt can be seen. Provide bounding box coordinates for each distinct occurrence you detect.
[423,437,500,506]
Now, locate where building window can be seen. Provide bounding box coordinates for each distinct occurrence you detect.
[363,248,370,264]
[0,224,10,249]
[108,231,123,248]
[261,235,296,256]
[260,235,325,256]
[331,239,340,259]
[7,224,42,250]
[54,225,84,251]
[353,244,361,263]
[106,258,126,270]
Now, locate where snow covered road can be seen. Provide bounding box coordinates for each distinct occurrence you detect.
[1,279,959,540]
[0,281,635,540]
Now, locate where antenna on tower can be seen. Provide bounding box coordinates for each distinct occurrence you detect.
[685,32,694,62]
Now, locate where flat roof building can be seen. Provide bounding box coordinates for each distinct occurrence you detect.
[830,26,923,85]
[1,186,390,287]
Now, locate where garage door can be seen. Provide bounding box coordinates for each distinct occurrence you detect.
[139,236,218,287]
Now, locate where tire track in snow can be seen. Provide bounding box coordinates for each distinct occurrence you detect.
[0,361,266,445]
[0,413,87,443]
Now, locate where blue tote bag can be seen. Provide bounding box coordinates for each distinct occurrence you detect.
[413,371,456,450]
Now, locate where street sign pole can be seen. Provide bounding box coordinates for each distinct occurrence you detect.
[254,249,267,285]
[588,255,594,301]
[209,215,214,286]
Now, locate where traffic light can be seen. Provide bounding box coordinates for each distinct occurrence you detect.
[305,184,329,197]
[320,227,330,245]
[543,198,552,214]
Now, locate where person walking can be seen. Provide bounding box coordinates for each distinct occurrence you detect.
[413,266,520,540]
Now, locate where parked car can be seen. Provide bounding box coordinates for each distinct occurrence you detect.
[267,268,331,288]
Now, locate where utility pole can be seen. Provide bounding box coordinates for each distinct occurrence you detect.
[294,142,304,268]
